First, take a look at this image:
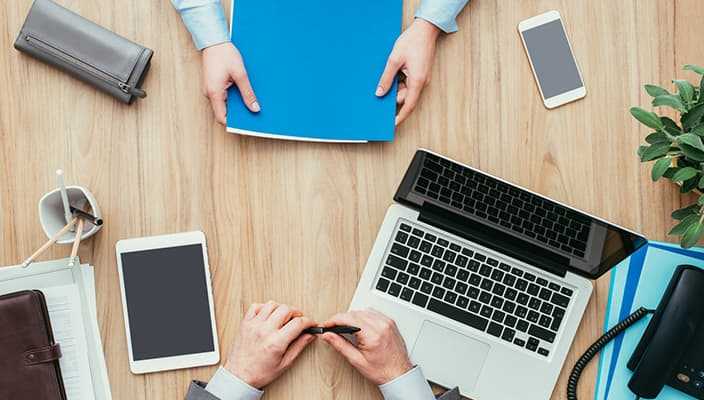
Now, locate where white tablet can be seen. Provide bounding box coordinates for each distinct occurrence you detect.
[115,231,219,374]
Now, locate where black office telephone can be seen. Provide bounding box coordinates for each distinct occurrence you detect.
[567,265,704,400]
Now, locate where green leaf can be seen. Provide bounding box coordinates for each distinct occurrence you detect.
[645,131,670,144]
[640,142,671,161]
[691,124,704,136]
[682,220,704,248]
[652,94,687,112]
[682,176,700,193]
[651,157,671,181]
[670,214,699,235]
[631,107,665,130]
[698,195,704,206]
[672,166,698,182]
[684,64,704,75]
[673,204,699,220]
[679,143,704,161]
[678,133,704,150]
[682,104,704,130]
[644,84,670,97]
[662,117,682,131]
[699,175,704,188]
[674,79,695,104]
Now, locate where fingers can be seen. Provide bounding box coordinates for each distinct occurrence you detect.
[376,53,403,97]
[321,332,365,366]
[396,82,408,105]
[207,89,228,124]
[245,303,263,320]
[395,78,423,125]
[280,316,317,342]
[230,68,260,113]
[322,311,362,328]
[280,333,316,368]
[268,304,295,328]
[256,301,279,321]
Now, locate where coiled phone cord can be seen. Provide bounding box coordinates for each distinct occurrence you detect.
[566,307,655,400]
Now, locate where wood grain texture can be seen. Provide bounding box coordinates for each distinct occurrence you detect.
[0,0,701,399]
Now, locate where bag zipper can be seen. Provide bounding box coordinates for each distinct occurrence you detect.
[24,34,146,98]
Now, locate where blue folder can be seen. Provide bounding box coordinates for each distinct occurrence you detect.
[226,1,401,142]
[594,241,704,400]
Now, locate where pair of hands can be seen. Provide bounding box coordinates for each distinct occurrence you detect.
[202,19,441,125]
[225,301,412,389]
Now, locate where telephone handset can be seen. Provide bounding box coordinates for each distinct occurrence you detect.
[567,265,704,400]
[627,265,704,398]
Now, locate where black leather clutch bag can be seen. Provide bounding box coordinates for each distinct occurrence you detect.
[14,0,153,104]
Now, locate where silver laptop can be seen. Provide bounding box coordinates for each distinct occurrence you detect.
[350,149,647,399]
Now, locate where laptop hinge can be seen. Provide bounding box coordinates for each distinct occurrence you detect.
[418,202,568,278]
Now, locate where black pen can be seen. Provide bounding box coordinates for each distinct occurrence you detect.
[304,325,361,335]
[70,206,103,226]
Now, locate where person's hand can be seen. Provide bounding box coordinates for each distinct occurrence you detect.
[320,309,413,385]
[376,19,441,125]
[223,301,317,389]
[201,42,260,124]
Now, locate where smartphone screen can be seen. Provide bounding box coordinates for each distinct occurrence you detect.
[521,18,583,100]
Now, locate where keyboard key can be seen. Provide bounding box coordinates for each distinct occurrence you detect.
[528,297,541,310]
[526,337,539,351]
[492,283,506,297]
[443,277,457,290]
[443,251,457,264]
[499,262,511,272]
[421,282,433,294]
[561,287,574,297]
[505,288,518,301]
[412,292,429,308]
[517,293,529,305]
[455,282,468,295]
[400,223,412,232]
[469,301,481,313]
[457,269,470,282]
[432,286,446,299]
[413,228,424,237]
[480,278,493,291]
[401,288,414,301]
[445,264,458,277]
[389,283,402,297]
[468,260,480,272]
[501,328,516,342]
[421,255,433,267]
[425,233,437,242]
[444,291,458,304]
[503,274,516,287]
[538,348,550,357]
[420,268,432,280]
[397,272,409,285]
[420,241,432,253]
[431,245,444,258]
[515,279,528,291]
[387,254,408,270]
[428,299,489,332]
[450,243,461,252]
[469,274,482,286]
[491,269,504,281]
[409,277,421,289]
[492,310,506,323]
[503,301,516,314]
[536,277,548,287]
[408,263,420,276]
[479,291,492,304]
[409,249,421,262]
[527,283,540,296]
[540,302,554,315]
[548,282,560,291]
[517,320,529,332]
[461,248,474,258]
[455,255,469,268]
[491,296,504,309]
[480,305,493,318]
[551,292,570,308]
[376,278,390,292]
[432,259,446,272]
[457,296,469,309]
[539,315,552,328]
[468,287,480,299]
[514,338,526,347]
[524,272,536,282]
[431,272,444,285]
[475,253,487,262]
[391,243,410,258]
[487,322,503,337]
[527,311,540,323]
[479,264,492,277]
[529,324,556,343]
[382,267,397,280]
[437,238,449,247]
[505,315,517,328]
[539,288,552,301]
[511,268,524,277]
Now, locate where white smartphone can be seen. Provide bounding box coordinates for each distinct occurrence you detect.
[518,11,586,108]
[115,231,220,374]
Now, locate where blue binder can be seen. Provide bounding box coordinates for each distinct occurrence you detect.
[594,242,704,400]
[226,1,401,142]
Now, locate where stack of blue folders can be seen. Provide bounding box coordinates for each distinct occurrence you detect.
[595,241,704,400]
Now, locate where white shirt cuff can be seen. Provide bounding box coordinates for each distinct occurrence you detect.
[379,366,436,400]
[205,367,264,400]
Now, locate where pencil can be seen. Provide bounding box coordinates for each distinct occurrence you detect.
[68,218,85,267]
[21,217,77,268]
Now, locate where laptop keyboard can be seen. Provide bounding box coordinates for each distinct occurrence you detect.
[413,153,591,258]
[375,220,575,357]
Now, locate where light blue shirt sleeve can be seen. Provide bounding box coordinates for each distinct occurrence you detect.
[379,366,436,400]
[171,0,230,50]
[415,0,471,33]
[204,367,264,400]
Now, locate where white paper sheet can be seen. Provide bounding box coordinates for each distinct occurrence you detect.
[32,285,97,400]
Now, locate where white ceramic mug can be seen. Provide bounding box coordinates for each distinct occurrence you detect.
[38,186,102,244]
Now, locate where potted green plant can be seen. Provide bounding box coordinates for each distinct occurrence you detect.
[633,64,704,247]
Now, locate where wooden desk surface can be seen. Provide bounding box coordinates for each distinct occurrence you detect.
[1,0,702,399]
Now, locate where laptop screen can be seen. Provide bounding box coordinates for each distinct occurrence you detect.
[395,151,647,279]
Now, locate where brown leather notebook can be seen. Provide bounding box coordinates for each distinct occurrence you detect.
[0,290,66,400]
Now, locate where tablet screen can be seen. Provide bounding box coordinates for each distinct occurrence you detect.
[120,244,215,361]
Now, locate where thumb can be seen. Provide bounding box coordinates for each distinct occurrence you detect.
[280,334,316,369]
[321,332,365,367]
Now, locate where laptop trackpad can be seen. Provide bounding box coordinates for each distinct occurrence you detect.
[411,321,489,393]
